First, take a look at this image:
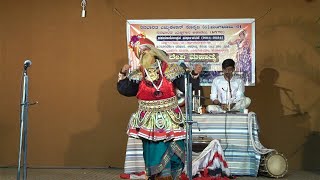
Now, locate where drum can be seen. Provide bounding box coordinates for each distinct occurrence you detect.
[259,151,288,178]
[192,136,213,153]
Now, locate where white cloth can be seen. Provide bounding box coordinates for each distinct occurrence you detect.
[206,97,251,112]
[210,75,244,104]
[189,139,230,177]
[208,75,250,112]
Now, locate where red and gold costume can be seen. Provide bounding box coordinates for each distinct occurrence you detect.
[126,61,187,141]
[117,34,200,180]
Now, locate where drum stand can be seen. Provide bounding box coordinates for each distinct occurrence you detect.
[184,71,196,180]
[17,63,37,180]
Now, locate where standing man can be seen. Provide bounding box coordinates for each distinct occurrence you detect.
[117,34,202,180]
[207,58,251,113]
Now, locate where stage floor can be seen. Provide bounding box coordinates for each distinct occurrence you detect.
[1,167,320,180]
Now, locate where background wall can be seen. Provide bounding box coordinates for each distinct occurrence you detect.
[0,0,319,170]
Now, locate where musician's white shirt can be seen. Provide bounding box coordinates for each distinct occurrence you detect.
[210,75,245,104]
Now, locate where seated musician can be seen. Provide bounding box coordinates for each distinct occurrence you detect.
[207,59,251,113]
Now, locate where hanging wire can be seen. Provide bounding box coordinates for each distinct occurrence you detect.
[113,8,129,23]
[81,0,87,9]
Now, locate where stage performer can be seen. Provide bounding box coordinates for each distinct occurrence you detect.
[117,34,202,180]
[207,59,251,113]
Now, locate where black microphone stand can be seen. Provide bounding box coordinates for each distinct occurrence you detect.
[17,62,36,180]
[184,70,195,180]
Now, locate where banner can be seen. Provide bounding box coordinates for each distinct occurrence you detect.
[126,19,255,86]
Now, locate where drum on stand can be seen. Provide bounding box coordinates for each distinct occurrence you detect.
[259,151,288,178]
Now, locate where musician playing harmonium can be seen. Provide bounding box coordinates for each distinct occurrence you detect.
[207,58,251,113]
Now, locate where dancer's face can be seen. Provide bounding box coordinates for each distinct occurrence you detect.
[139,45,156,68]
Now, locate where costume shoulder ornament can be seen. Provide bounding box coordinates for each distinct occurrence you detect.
[164,64,185,81]
[128,69,143,82]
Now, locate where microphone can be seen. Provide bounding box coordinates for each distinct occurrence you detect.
[24,60,32,70]
[178,60,191,72]
[228,79,232,98]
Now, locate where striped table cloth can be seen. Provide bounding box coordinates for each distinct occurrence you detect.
[123,113,261,176]
[192,113,261,176]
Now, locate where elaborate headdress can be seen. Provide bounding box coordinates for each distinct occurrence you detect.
[129,34,155,59]
[129,33,168,62]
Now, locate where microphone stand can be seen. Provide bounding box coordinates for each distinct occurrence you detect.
[184,70,195,180]
[227,79,232,111]
[17,65,36,180]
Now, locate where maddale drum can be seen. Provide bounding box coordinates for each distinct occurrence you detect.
[259,151,288,178]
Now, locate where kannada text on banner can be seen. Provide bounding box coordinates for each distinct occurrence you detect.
[127,19,255,86]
